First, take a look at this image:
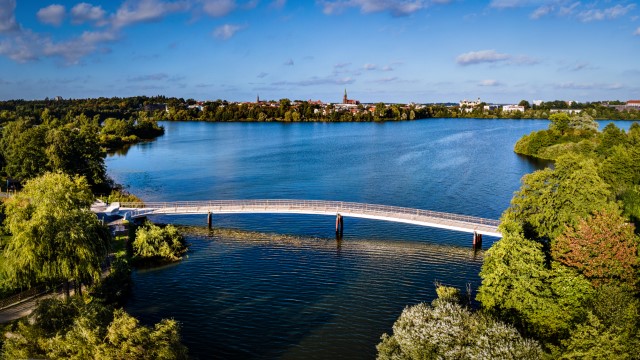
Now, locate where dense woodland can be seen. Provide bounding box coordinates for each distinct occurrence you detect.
[379,114,640,359]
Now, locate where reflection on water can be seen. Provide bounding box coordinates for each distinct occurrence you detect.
[127,227,484,360]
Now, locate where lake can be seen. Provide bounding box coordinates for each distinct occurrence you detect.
[106,119,631,359]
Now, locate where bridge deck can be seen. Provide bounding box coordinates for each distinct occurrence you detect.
[118,200,501,237]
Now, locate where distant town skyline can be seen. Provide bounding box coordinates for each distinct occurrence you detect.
[0,0,639,103]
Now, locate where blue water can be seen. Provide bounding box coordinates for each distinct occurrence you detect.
[106,119,634,359]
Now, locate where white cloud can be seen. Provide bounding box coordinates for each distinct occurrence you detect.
[577,4,636,22]
[42,30,118,64]
[456,50,510,65]
[71,3,107,25]
[0,0,18,33]
[557,82,624,90]
[635,27,640,36]
[213,23,243,39]
[456,49,538,66]
[479,79,500,86]
[112,0,190,28]
[200,0,236,17]
[363,63,377,70]
[0,28,117,64]
[530,5,551,19]
[489,0,540,9]
[318,0,427,16]
[284,58,294,66]
[37,4,66,26]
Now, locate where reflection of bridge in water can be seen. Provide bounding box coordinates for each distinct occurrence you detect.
[107,199,501,245]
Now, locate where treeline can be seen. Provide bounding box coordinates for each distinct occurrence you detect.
[0,107,163,193]
[2,97,639,124]
[379,116,640,358]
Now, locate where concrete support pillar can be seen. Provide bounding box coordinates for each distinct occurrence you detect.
[207,212,212,229]
[473,231,483,250]
[335,213,344,239]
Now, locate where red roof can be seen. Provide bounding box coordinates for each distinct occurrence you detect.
[627,100,640,104]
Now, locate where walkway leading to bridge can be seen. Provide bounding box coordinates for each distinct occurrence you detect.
[112,199,502,238]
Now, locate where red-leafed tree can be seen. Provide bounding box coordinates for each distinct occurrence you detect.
[552,208,640,289]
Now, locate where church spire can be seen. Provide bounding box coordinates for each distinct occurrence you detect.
[343,89,348,104]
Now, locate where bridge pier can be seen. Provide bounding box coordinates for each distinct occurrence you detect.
[335,214,344,238]
[472,231,482,250]
[207,212,212,229]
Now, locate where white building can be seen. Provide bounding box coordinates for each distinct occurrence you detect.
[502,105,525,112]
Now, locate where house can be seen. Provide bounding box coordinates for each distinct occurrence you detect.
[502,105,525,112]
[626,100,640,107]
[460,98,482,112]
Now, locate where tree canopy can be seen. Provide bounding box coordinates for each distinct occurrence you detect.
[377,286,542,360]
[504,154,611,240]
[1,172,110,290]
[552,207,639,290]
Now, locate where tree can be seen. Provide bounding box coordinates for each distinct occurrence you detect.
[377,286,542,359]
[519,100,531,110]
[46,125,107,190]
[504,154,611,240]
[549,113,571,133]
[2,299,188,360]
[552,208,639,289]
[133,223,187,262]
[1,172,110,293]
[477,222,594,341]
[0,119,48,180]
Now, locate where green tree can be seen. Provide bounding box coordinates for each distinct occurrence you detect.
[2,299,188,360]
[552,208,639,289]
[133,223,187,262]
[549,113,571,133]
[0,119,48,180]
[46,125,107,189]
[377,286,542,360]
[519,100,531,110]
[477,223,594,341]
[504,154,611,240]
[1,172,110,293]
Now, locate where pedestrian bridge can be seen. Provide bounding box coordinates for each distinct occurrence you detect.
[110,199,501,238]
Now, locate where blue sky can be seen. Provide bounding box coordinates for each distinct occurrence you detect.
[0,0,639,103]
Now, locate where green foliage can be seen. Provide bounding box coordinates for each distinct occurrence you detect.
[504,154,611,240]
[559,310,640,360]
[1,298,188,359]
[552,208,639,290]
[133,223,188,262]
[549,113,571,133]
[89,256,132,307]
[477,224,594,341]
[0,116,108,190]
[1,172,110,289]
[105,189,143,204]
[377,286,542,360]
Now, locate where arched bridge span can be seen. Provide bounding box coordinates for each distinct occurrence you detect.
[112,199,502,238]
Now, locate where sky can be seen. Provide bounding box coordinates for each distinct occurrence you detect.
[0,0,639,103]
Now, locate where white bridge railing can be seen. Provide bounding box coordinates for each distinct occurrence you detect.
[119,199,500,235]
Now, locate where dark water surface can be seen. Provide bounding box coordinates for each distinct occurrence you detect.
[105,119,629,359]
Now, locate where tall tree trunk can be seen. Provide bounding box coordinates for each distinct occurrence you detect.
[64,280,70,299]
